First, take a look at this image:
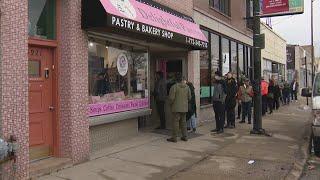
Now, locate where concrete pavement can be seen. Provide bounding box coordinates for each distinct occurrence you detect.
[38,101,312,180]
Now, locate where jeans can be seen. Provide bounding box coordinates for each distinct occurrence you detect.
[273,97,280,110]
[226,108,235,127]
[291,91,298,101]
[242,101,252,122]
[213,101,225,131]
[187,114,197,129]
[268,98,274,113]
[156,100,166,128]
[283,93,290,104]
[237,102,242,118]
[262,95,268,115]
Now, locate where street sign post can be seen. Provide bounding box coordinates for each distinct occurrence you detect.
[251,0,304,135]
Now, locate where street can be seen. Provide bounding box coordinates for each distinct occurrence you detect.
[38,101,312,180]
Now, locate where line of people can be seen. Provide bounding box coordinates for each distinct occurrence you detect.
[154,71,300,142]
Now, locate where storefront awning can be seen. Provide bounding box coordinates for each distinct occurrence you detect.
[82,0,208,50]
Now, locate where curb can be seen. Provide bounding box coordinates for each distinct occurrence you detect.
[285,126,310,180]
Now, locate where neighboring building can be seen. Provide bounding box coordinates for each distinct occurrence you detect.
[286,45,313,88]
[0,0,208,178]
[301,45,315,87]
[193,0,253,121]
[260,23,287,82]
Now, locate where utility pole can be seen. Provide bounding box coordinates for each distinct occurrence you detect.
[251,0,265,134]
[305,56,309,105]
[311,0,315,84]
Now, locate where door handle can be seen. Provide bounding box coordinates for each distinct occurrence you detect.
[49,106,55,111]
[45,68,49,79]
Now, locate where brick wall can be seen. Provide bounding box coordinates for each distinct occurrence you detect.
[0,0,29,179]
[90,119,138,153]
[60,0,90,163]
[153,0,194,17]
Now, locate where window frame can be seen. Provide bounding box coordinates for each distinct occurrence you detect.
[210,0,231,17]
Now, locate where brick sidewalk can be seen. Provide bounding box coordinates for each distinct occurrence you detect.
[38,101,311,180]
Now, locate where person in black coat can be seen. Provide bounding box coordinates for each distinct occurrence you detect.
[267,79,275,114]
[187,81,197,132]
[225,72,237,128]
[273,80,281,110]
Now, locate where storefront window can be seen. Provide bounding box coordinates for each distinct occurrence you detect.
[28,0,56,39]
[238,44,244,75]
[211,33,220,77]
[222,38,230,75]
[231,41,237,75]
[200,30,211,105]
[88,40,149,116]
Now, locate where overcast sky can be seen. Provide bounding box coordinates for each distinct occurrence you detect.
[263,0,319,56]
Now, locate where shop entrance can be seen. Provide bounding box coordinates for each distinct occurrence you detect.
[28,46,54,160]
[151,57,186,130]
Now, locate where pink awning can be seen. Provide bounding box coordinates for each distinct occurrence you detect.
[98,0,208,49]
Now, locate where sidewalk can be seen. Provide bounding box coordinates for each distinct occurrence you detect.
[38,101,312,180]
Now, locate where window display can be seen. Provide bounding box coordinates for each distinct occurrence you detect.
[88,40,149,116]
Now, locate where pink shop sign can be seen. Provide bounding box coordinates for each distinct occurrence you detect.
[88,98,149,117]
[99,0,208,48]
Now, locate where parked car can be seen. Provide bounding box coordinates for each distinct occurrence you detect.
[301,73,320,156]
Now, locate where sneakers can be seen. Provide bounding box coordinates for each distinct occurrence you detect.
[216,130,224,134]
[211,129,218,132]
[167,138,177,143]
[192,128,196,132]
[181,137,188,141]
[248,121,251,124]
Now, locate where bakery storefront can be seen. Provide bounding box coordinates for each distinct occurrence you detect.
[82,0,207,152]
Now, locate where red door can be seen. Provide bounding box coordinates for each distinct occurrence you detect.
[28,46,54,160]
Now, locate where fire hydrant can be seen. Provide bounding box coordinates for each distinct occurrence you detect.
[0,136,18,164]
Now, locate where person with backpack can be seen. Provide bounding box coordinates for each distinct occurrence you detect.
[211,71,227,134]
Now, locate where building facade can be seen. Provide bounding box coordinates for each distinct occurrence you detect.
[193,0,253,122]
[286,45,313,88]
[0,0,208,179]
[260,22,287,82]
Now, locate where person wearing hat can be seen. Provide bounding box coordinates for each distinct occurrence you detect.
[211,71,227,134]
[225,72,237,128]
[167,74,191,142]
[238,78,254,124]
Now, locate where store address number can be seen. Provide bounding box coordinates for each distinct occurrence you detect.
[29,48,42,57]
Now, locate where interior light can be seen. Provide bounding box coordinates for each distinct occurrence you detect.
[89,42,94,47]
[106,46,108,49]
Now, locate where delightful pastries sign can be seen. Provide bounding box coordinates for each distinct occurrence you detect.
[100,0,208,49]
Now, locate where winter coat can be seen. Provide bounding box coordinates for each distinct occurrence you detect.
[154,78,167,102]
[225,78,237,109]
[274,84,281,99]
[212,79,227,103]
[169,82,191,113]
[187,82,197,120]
[261,80,269,96]
[239,85,253,102]
[268,83,275,100]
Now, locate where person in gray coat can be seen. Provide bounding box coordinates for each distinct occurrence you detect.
[154,72,167,129]
[211,71,227,134]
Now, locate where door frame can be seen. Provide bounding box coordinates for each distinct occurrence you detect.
[28,0,61,158]
[28,42,60,157]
